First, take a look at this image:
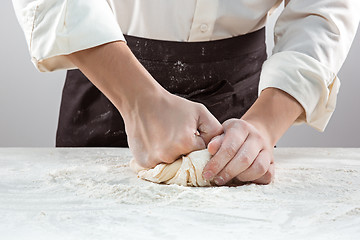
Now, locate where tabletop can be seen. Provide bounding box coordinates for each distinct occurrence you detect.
[0,148,359,240]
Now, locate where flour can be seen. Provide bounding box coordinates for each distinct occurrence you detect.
[45,149,360,209]
[1,148,360,240]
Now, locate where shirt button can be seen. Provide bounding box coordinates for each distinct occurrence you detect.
[200,24,208,32]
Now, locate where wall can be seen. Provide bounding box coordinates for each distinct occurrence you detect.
[1,2,359,147]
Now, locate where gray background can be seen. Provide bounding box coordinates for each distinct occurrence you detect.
[1,2,359,147]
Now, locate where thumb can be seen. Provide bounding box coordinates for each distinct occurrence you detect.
[197,105,223,145]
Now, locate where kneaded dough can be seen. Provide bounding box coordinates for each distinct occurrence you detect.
[130,149,213,187]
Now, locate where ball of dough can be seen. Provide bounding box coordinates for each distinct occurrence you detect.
[130,149,213,187]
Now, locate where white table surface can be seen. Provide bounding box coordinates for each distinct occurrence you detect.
[0,148,359,240]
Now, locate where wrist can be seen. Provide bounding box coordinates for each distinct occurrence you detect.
[92,43,167,116]
[241,116,275,147]
[118,82,168,122]
[241,88,304,146]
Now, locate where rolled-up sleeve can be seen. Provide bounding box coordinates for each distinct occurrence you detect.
[12,0,125,72]
[259,0,360,131]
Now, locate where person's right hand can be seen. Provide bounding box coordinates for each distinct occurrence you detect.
[123,89,223,169]
[66,41,222,169]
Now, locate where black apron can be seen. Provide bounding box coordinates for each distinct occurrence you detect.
[56,28,267,147]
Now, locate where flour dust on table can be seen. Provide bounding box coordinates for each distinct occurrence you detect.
[1,148,360,240]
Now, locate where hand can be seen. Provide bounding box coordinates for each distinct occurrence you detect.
[203,118,274,185]
[123,90,223,169]
[66,41,222,169]
[201,87,305,186]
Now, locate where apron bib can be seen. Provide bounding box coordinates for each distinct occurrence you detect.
[56,27,267,147]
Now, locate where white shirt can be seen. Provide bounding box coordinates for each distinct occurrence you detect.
[12,0,360,131]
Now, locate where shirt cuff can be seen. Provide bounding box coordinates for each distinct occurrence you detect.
[259,51,340,131]
[30,0,125,72]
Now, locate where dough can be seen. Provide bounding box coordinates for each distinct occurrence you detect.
[130,149,213,187]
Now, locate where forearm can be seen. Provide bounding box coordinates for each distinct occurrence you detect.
[241,87,304,146]
[66,41,223,166]
[66,41,165,116]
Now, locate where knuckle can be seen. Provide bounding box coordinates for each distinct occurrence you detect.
[241,154,252,166]
[223,118,237,129]
[215,170,232,185]
[230,120,249,135]
[197,103,207,113]
[207,158,220,171]
[224,143,237,159]
[213,124,223,135]
[256,162,268,176]
[222,170,233,182]
[252,132,263,141]
[239,119,250,128]
[231,121,242,130]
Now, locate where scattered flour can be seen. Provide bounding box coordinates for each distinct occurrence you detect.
[1,148,360,240]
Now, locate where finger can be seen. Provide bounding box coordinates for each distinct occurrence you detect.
[186,129,206,153]
[207,134,225,155]
[202,128,248,181]
[191,134,207,152]
[197,105,223,145]
[235,150,271,182]
[213,135,261,185]
[252,162,275,185]
[162,131,206,164]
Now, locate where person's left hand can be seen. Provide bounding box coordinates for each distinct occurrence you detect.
[202,118,275,185]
